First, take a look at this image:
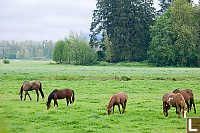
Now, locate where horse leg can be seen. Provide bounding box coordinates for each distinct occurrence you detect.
[55,100,58,107]
[123,100,127,114]
[185,101,189,113]
[27,92,32,101]
[121,103,124,114]
[176,103,180,119]
[66,98,69,107]
[36,90,39,102]
[175,106,178,114]
[20,90,23,101]
[113,105,115,114]
[118,104,121,114]
[54,100,56,109]
[69,97,72,107]
[24,92,27,101]
[191,98,196,114]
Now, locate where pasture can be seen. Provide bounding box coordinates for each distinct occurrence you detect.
[0,60,200,133]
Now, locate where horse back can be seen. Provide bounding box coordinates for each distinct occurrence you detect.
[118,92,128,103]
[183,89,193,98]
[22,81,41,91]
[54,89,73,99]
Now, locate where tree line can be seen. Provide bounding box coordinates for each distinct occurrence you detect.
[53,32,97,65]
[0,40,54,59]
[90,0,200,66]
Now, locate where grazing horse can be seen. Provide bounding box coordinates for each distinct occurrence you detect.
[162,93,187,119]
[173,89,196,114]
[46,89,75,110]
[19,81,44,101]
[107,92,128,115]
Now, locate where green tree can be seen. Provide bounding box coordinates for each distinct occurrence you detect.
[102,31,113,62]
[53,40,65,63]
[158,0,191,14]
[90,0,155,62]
[62,32,97,65]
[148,0,200,66]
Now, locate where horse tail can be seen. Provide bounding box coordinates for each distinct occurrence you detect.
[39,82,44,99]
[72,90,75,103]
[190,97,196,114]
[19,85,23,100]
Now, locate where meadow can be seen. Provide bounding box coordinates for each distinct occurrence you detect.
[0,60,200,133]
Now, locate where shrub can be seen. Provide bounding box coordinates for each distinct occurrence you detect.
[121,76,131,81]
[2,59,10,64]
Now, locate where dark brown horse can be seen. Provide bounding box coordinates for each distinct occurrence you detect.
[19,81,44,101]
[173,89,196,114]
[162,93,187,119]
[107,92,128,115]
[46,89,75,110]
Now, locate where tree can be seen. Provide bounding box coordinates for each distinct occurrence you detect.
[53,40,65,63]
[90,0,155,62]
[102,31,113,62]
[62,32,97,65]
[158,0,191,15]
[148,0,200,66]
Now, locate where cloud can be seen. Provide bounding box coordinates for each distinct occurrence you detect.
[0,0,96,41]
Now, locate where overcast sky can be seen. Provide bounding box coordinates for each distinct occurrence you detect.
[0,0,96,41]
[0,0,198,42]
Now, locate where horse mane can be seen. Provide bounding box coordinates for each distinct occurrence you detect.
[19,85,23,94]
[172,89,181,93]
[107,96,115,109]
[47,89,58,104]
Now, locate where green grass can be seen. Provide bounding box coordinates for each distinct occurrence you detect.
[0,60,200,133]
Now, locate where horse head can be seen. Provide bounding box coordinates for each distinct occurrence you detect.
[163,103,170,117]
[46,102,51,110]
[107,108,111,115]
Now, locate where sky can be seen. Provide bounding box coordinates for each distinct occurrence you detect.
[0,0,97,41]
[0,0,198,42]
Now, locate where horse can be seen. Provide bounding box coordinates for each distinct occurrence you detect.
[19,81,44,101]
[162,93,187,119]
[172,89,196,114]
[107,92,128,115]
[46,89,75,110]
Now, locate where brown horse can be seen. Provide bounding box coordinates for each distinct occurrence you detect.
[46,89,75,110]
[172,89,196,114]
[19,81,44,101]
[162,93,187,119]
[107,92,128,115]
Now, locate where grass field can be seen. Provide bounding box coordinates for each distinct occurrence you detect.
[0,60,200,133]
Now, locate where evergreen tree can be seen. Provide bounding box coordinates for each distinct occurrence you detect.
[90,0,155,62]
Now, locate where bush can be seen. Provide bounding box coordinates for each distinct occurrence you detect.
[2,59,10,64]
[121,76,131,81]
